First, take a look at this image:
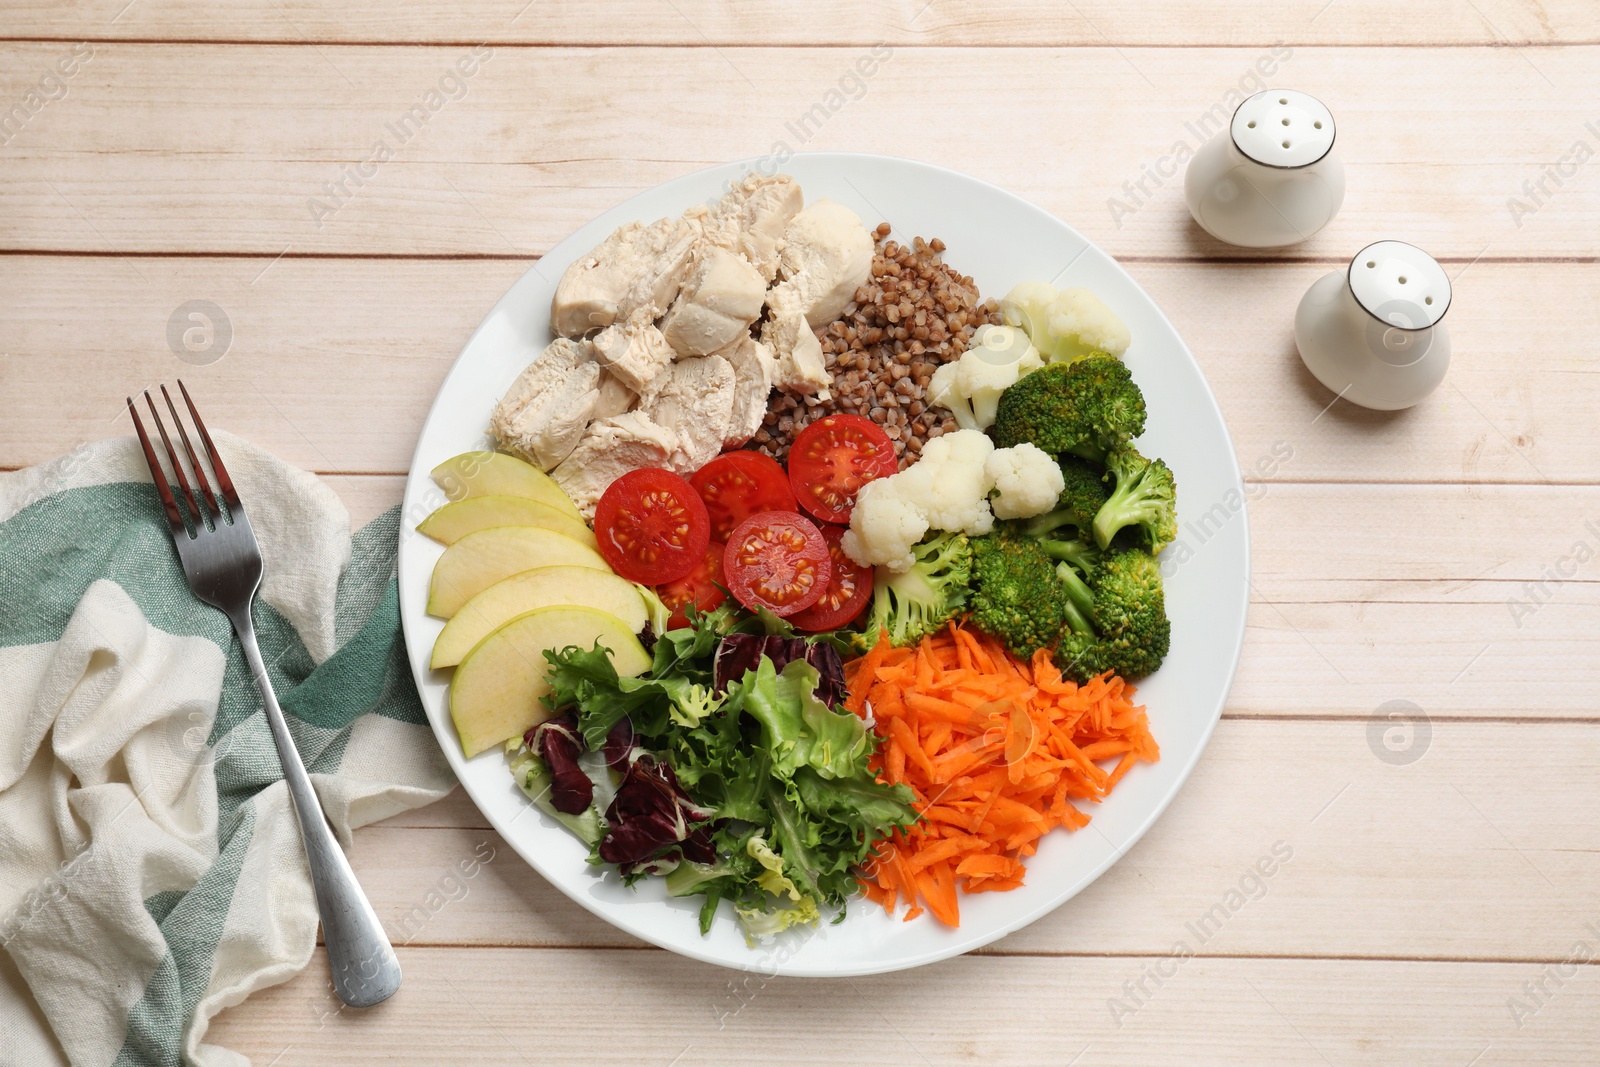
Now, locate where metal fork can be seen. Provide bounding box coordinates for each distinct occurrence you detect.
[128,382,401,1009]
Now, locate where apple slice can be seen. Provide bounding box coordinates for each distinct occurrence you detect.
[450,605,650,757]
[430,451,580,520]
[431,566,647,669]
[427,526,609,618]
[417,495,597,549]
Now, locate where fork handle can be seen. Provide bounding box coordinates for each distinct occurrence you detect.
[230,606,402,1009]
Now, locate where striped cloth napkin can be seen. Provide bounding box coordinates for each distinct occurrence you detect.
[0,434,454,1066]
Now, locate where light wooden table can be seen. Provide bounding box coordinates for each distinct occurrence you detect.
[5,3,1600,1063]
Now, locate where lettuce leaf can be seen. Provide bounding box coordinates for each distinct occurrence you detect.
[736,658,869,780]
[509,749,603,847]
[745,834,802,902]
[735,895,820,942]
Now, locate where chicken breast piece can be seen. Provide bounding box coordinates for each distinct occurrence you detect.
[550,411,681,520]
[768,199,874,328]
[490,337,602,471]
[591,369,635,420]
[618,218,697,323]
[684,173,804,283]
[660,244,766,357]
[590,314,675,395]
[550,217,698,337]
[761,286,832,398]
[644,354,736,473]
[716,334,777,447]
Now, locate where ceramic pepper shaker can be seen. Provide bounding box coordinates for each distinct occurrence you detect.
[1185,89,1345,248]
[1294,240,1453,410]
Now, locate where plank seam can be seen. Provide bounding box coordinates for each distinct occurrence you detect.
[1,250,1593,267]
[380,942,1600,966]
[3,37,1598,49]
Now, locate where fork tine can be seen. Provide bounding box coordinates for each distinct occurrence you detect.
[143,390,204,531]
[160,384,220,519]
[127,395,187,534]
[178,380,242,512]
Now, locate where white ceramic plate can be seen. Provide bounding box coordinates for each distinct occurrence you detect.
[398,153,1250,977]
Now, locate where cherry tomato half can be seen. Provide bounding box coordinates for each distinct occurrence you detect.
[656,542,727,630]
[789,524,874,632]
[787,413,898,524]
[723,511,831,617]
[689,451,797,542]
[593,467,710,585]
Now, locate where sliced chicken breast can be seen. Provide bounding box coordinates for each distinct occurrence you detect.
[761,286,832,397]
[550,217,698,337]
[768,199,874,328]
[685,173,804,283]
[590,314,675,395]
[490,337,602,470]
[644,354,736,473]
[715,335,777,447]
[591,368,635,420]
[660,245,766,357]
[551,410,681,520]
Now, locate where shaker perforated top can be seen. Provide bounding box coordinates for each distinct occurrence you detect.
[1347,241,1452,330]
[1230,89,1336,169]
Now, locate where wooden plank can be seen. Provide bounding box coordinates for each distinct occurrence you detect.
[6,0,1596,46]
[0,257,523,476]
[3,257,1596,483]
[206,945,1600,1065]
[357,721,1600,961]
[321,474,408,528]
[1,44,1596,258]
[1236,482,1600,718]
[1134,259,1600,490]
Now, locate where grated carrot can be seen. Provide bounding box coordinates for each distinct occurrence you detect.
[850,622,1160,927]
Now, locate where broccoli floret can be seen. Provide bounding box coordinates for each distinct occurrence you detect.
[862,531,973,648]
[968,533,1067,660]
[992,356,1147,463]
[1040,534,1102,578]
[1039,533,1101,637]
[1093,447,1177,552]
[1022,455,1111,541]
[1052,560,1097,637]
[1054,548,1171,682]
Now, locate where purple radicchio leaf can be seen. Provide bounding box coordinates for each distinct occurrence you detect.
[803,642,848,710]
[678,825,717,866]
[619,825,718,878]
[603,716,636,771]
[625,855,681,878]
[712,633,847,708]
[598,754,714,869]
[713,634,804,694]
[528,712,591,815]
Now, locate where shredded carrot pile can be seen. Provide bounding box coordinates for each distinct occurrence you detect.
[845,623,1160,927]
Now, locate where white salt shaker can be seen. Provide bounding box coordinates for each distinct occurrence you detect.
[1184,89,1345,247]
[1294,240,1453,410]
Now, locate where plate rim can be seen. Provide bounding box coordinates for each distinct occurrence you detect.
[397,150,1250,976]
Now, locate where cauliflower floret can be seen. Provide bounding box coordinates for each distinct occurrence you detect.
[998,281,1057,344]
[970,322,1043,368]
[842,429,997,571]
[927,325,1044,431]
[895,429,996,535]
[1001,281,1130,362]
[841,478,930,573]
[987,442,1066,520]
